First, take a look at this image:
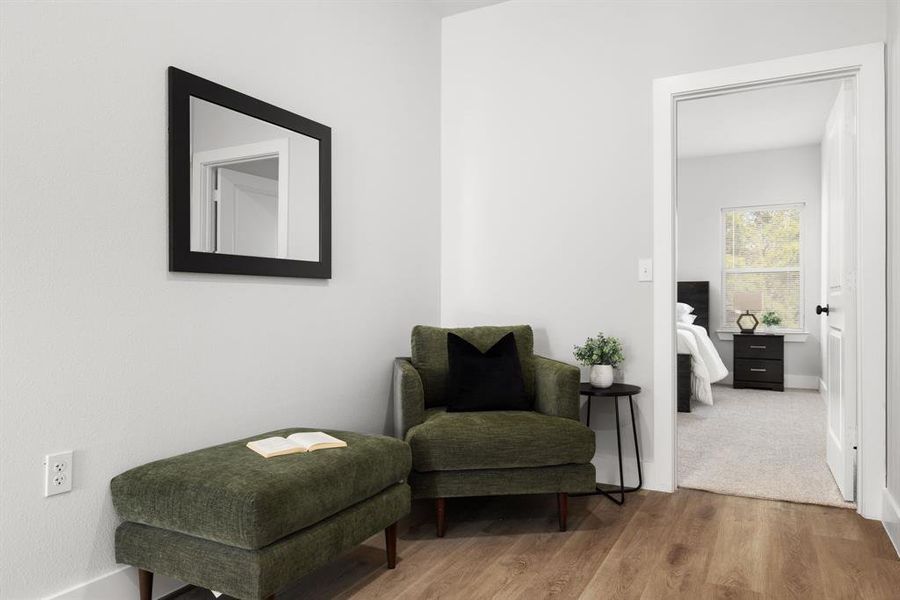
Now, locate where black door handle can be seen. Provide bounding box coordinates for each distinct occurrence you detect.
[816,304,830,315]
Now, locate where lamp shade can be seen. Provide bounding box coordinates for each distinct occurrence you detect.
[734,291,763,313]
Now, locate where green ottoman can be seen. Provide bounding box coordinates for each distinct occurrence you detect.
[111,428,411,600]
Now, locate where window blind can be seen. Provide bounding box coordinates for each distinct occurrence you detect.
[722,206,803,330]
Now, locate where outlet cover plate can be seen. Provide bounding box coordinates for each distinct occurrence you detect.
[44,451,73,497]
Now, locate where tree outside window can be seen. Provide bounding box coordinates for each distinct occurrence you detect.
[722,205,803,331]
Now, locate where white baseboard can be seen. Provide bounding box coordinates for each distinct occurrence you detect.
[592,452,669,493]
[44,566,185,600]
[784,374,820,390]
[884,488,900,558]
[639,459,673,492]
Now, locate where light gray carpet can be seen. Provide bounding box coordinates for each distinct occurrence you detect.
[678,384,854,508]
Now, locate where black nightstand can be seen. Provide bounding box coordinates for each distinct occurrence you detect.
[733,333,784,391]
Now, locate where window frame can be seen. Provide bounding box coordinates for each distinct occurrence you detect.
[719,202,806,334]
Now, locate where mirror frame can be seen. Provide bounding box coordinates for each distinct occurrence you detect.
[168,67,331,278]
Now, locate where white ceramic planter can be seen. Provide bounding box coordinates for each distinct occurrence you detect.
[590,364,614,388]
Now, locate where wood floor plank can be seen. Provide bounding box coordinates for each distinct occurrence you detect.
[759,501,826,599]
[696,583,763,599]
[578,489,692,599]
[639,489,723,598]
[703,496,767,595]
[167,490,897,600]
[814,536,900,600]
[403,504,563,600]
[501,493,647,599]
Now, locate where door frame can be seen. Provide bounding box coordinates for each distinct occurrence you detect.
[190,138,290,256]
[652,43,885,519]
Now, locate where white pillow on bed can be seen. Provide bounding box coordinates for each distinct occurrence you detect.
[676,302,695,317]
[679,313,697,324]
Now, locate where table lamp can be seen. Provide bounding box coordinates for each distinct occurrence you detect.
[734,291,762,333]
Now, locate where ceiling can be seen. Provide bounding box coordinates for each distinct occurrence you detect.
[677,78,843,159]
[427,0,507,18]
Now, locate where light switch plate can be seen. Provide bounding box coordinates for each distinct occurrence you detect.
[638,258,653,282]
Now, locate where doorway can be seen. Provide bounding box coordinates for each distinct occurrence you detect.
[652,44,886,519]
[673,77,852,507]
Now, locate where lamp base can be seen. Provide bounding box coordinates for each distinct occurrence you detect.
[736,311,759,334]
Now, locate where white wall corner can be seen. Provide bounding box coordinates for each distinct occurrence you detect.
[43,567,184,600]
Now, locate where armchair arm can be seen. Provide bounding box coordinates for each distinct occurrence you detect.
[392,357,425,438]
[534,355,581,420]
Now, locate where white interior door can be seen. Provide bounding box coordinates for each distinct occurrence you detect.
[216,167,279,258]
[822,80,857,502]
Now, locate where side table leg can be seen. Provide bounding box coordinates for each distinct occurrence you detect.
[586,395,591,427]
[598,395,625,505]
[613,395,625,502]
[629,395,643,491]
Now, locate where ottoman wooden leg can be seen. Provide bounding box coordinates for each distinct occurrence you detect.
[385,522,398,568]
[435,498,446,538]
[557,493,568,532]
[138,569,153,600]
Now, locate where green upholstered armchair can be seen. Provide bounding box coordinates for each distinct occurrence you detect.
[392,325,596,536]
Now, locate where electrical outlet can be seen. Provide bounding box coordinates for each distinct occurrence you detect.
[44,451,73,497]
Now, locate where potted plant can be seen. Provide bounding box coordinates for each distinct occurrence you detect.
[760,310,782,332]
[574,332,624,388]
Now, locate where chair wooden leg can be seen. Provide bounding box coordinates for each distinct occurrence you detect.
[435,497,446,537]
[385,521,398,568]
[557,492,568,532]
[138,569,153,600]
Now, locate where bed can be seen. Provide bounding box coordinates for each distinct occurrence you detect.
[677,281,728,409]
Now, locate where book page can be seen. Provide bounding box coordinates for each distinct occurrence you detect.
[246,436,302,458]
[286,431,347,451]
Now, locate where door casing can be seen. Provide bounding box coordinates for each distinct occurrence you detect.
[191,138,290,256]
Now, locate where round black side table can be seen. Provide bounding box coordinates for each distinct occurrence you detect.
[579,382,642,505]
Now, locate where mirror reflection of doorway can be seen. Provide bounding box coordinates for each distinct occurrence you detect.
[215,158,279,258]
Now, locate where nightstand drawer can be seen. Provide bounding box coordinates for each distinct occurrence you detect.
[734,358,783,383]
[734,335,784,360]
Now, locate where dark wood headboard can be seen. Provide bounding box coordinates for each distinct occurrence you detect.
[678,281,710,331]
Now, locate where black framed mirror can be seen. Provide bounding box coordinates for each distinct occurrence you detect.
[168,67,331,278]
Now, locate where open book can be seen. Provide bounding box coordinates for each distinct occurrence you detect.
[246,432,347,458]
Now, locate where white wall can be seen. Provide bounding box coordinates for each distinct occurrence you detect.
[441,0,886,488]
[0,2,443,598]
[885,0,900,555]
[677,145,823,387]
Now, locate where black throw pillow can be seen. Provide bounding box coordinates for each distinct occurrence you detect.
[445,332,531,412]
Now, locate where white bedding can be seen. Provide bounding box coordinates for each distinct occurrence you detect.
[676,322,728,405]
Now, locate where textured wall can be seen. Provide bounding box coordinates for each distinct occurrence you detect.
[0,2,442,597]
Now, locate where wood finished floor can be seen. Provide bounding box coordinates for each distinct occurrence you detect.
[174,490,900,600]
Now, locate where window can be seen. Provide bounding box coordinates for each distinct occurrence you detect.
[722,205,803,331]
